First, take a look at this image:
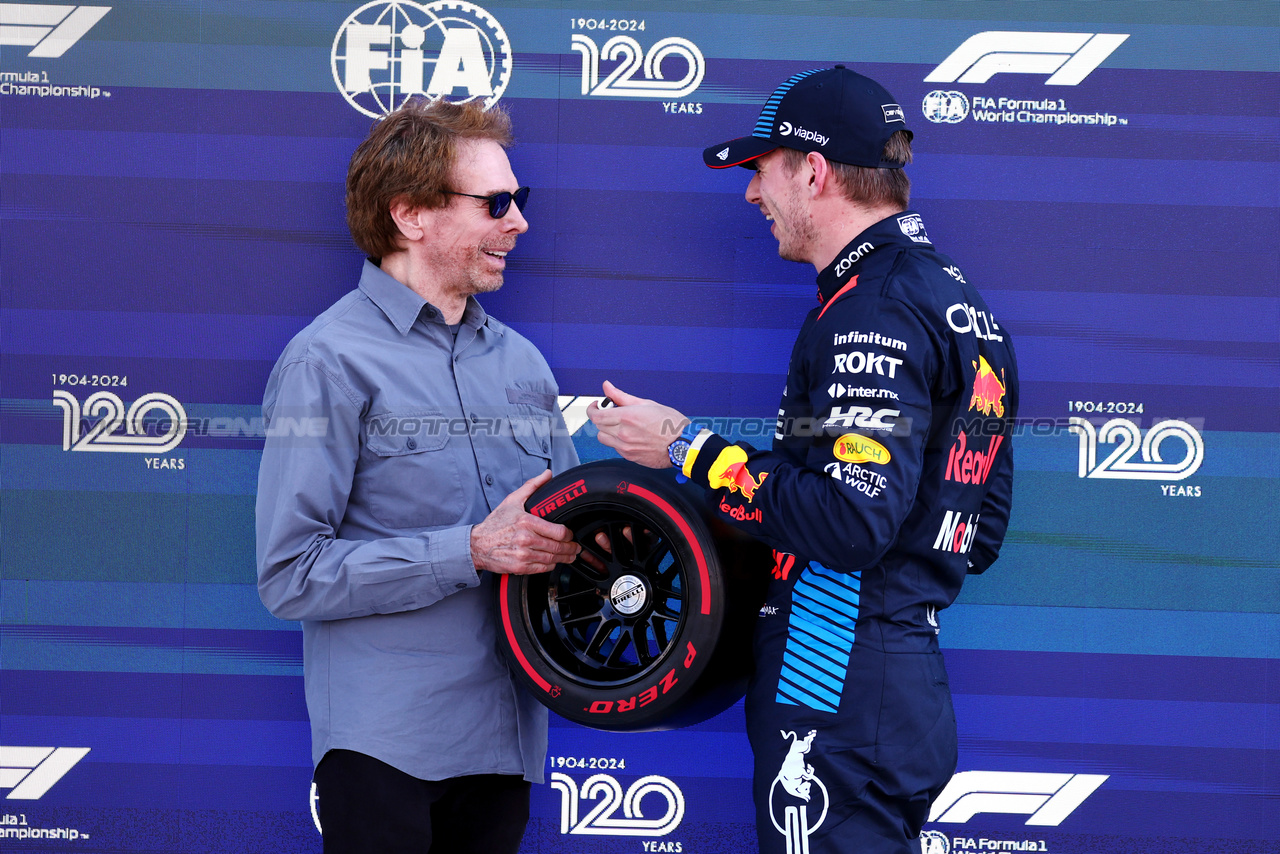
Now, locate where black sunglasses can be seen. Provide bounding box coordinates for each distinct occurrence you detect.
[445,186,530,219]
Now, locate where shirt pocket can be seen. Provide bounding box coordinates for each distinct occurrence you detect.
[509,411,554,482]
[360,411,465,529]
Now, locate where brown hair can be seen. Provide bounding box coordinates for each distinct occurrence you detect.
[780,130,913,210]
[345,99,514,260]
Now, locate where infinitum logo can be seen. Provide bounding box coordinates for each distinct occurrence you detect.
[0,4,109,57]
[331,0,511,118]
[926,32,1128,86]
[0,747,90,799]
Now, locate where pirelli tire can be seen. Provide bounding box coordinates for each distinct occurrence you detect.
[496,459,770,732]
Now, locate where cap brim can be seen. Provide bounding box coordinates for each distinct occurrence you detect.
[702,135,778,169]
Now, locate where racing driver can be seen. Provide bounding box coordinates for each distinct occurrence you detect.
[588,66,1019,854]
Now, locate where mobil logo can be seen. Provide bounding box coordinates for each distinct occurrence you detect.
[932,510,979,554]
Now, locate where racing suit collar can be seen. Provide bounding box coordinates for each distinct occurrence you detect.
[816,210,932,305]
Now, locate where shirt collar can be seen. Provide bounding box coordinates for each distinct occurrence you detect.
[815,210,934,304]
[357,259,497,336]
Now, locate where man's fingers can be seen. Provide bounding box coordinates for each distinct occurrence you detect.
[602,379,645,407]
[506,469,554,504]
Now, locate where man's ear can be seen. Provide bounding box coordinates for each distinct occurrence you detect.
[805,150,831,198]
[389,198,426,242]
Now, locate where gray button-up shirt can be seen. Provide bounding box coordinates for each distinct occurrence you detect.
[256,260,578,782]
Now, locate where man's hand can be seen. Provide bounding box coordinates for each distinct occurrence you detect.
[586,380,689,469]
[471,470,581,575]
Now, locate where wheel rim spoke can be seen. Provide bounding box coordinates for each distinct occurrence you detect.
[530,505,689,686]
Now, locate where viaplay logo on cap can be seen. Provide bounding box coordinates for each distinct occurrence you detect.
[332,1,511,118]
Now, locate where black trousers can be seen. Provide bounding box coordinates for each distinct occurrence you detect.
[312,749,532,854]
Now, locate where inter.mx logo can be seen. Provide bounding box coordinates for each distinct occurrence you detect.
[0,747,90,799]
[929,771,1107,825]
[0,4,109,57]
[926,32,1128,85]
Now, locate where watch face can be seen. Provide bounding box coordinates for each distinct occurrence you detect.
[669,439,690,467]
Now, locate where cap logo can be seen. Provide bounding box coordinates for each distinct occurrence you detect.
[882,104,905,123]
[716,147,729,161]
[777,122,827,147]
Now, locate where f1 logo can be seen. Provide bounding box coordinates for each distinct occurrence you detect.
[0,4,110,57]
[0,747,90,799]
[929,771,1107,825]
[925,32,1128,86]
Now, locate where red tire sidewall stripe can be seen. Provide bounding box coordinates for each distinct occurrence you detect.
[498,574,552,693]
[620,482,711,615]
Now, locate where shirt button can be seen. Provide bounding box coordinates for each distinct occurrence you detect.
[455,582,466,589]
[406,437,417,450]
[485,474,494,486]
[541,440,549,452]
[470,413,478,423]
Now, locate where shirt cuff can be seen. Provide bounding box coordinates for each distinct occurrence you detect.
[427,524,480,594]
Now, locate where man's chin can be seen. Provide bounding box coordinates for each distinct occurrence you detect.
[470,275,505,295]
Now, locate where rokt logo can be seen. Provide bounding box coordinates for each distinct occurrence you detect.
[0,747,90,799]
[0,4,108,57]
[332,1,511,118]
[926,32,1128,86]
[929,771,1108,825]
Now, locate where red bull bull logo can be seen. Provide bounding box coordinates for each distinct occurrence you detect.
[834,434,891,465]
[720,462,768,501]
[969,356,1007,418]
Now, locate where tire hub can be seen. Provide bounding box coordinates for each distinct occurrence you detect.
[609,574,648,616]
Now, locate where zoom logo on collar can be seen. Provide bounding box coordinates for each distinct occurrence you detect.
[778,121,829,147]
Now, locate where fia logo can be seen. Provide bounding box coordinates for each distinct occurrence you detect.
[331,1,511,118]
[53,391,187,454]
[550,772,684,836]
[921,830,951,854]
[929,771,1107,825]
[571,34,704,98]
[1068,417,1203,481]
[926,32,1129,86]
[923,91,970,124]
[0,4,109,58]
[768,730,828,854]
[0,747,90,799]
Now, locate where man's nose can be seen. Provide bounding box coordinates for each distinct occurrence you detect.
[501,200,529,233]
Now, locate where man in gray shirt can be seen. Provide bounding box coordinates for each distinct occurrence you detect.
[256,99,581,853]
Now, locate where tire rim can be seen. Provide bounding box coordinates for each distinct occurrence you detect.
[522,506,690,687]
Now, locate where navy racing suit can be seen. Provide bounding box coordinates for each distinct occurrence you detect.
[680,211,1019,854]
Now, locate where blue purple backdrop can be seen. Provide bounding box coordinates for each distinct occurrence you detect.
[1,2,1276,852]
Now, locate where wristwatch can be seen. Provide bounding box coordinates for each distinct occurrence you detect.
[667,422,701,469]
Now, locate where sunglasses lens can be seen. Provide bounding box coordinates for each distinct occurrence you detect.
[488,192,512,219]
[486,188,529,219]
